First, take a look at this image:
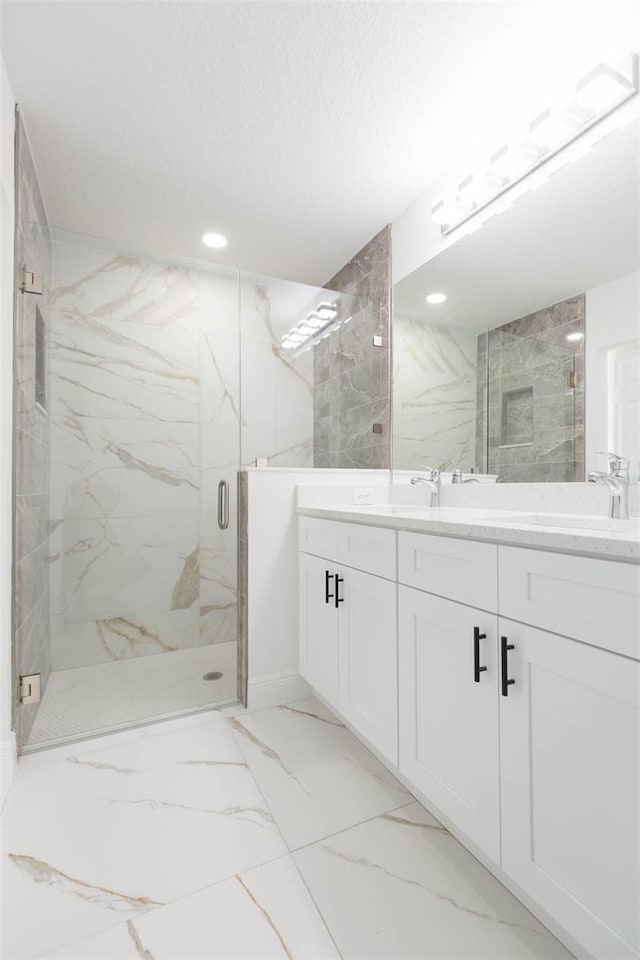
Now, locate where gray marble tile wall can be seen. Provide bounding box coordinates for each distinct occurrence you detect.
[313,226,391,469]
[13,112,52,745]
[483,295,585,483]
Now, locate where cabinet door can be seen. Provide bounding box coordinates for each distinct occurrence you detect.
[338,567,398,763]
[399,586,500,861]
[299,552,338,706]
[499,619,640,960]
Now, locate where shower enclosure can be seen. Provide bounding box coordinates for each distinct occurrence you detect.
[14,219,358,750]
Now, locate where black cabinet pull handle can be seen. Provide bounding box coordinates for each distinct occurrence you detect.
[324,570,334,605]
[335,575,344,608]
[473,627,487,683]
[501,635,515,696]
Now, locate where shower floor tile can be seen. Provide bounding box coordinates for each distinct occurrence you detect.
[27,642,238,746]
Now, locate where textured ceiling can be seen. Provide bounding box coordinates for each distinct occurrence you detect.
[1,1,637,284]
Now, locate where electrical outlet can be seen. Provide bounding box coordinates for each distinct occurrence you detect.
[353,487,374,505]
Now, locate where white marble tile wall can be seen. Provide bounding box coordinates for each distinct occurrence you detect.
[393,315,478,473]
[47,243,317,677]
[240,274,314,468]
[48,239,237,673]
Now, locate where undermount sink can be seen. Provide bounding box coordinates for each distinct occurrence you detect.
[495,513,640,534]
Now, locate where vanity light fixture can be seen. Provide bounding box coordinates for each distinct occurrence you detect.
[528,108,581,152]
[426,293,447,304]
[280,301,342,356]
[202,232,228,249]
[575,62,636,114]
[431,52,638,235]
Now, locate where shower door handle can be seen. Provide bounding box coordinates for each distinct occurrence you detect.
[218,479,230,530]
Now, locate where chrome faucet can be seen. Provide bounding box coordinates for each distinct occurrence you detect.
[452,469,480,484]
[411,468,441,507]
[587,452,630,520]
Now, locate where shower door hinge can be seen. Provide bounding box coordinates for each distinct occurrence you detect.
[19,673,41,705]
[20,263,44,295]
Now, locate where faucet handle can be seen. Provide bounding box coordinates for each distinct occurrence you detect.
[598,451,630,475]
[421,466,440,481]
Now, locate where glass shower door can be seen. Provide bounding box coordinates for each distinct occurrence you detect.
[21,230,241,749]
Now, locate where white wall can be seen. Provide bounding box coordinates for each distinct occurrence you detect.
[585,271,640,473]
[245,468,390,709]
[0,51,15,808]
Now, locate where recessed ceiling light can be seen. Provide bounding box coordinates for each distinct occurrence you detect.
[566,331,584,342]
[426,293,447,305]
[202,232,227,249]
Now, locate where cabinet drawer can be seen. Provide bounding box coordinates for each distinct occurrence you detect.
[337,522,396,580]
[398,532,498,612]
[499,546,640,660]
[298,516,338,561]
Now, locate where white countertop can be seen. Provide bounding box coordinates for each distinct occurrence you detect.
[297,504,640,563]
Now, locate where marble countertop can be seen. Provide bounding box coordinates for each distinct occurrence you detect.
[297,504,640,563]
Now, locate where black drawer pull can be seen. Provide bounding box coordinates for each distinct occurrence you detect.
[324,570,334,604]
[335,575,344,608]
[501,635,515,696]
[473,627,487,683]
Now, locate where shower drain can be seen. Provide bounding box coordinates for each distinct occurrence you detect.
[202,671,223,681]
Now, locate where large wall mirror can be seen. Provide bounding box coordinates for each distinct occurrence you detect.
[392,118,639,482]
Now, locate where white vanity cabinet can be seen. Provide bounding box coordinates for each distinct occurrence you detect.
[398,587,501,861]
[499,618,640,960]
[298,518,399,763]
[298,513,640,960]
[299,551,339,704]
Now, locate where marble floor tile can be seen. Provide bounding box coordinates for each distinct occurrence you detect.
[2,720,287,959]
[20,706,226,769]
[294,801,573,960]
[228,697,412,849]
[43,855,339,960]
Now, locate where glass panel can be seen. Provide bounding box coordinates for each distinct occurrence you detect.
[23,230,241,748]
[239,271,376,468]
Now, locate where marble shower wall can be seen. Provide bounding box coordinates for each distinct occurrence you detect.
[484,295,585,482]
[47,240,316,673]
[13,113,52,744]
[239,274,314,468]
[48,239,241,670]
[314,226,391,469]
[392,316,478,472]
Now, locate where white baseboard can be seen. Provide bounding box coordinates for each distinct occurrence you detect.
[0,731,17,811]
[247,671,311,712]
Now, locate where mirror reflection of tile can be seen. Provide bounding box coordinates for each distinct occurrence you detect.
[486,295,584,483]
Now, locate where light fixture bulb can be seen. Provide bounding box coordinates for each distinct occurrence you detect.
[426,293,447,305]
[315,302,338,320]
[457,173,494,208]
[566,331,584,342]
[488,145,531,182]
[431,197,471,227]
[529,109,579,152]
[575,62,633,113]
[202,232,228,249]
